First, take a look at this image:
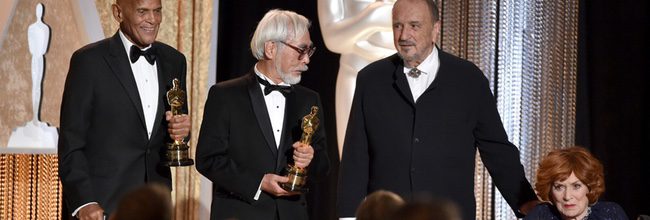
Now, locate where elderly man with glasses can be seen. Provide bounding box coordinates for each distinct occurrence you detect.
[195,9,329,220]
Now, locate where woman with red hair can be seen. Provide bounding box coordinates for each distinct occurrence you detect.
[524,147,628,220]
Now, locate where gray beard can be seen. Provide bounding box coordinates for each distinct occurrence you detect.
[275,59,304,85]
[397,52,421,68]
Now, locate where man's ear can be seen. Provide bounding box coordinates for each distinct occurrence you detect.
[431,20,441,44]
[112,4,122,22]
[264,41,276,59]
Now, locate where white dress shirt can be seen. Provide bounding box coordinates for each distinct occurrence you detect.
[119,30,159,138]
[253,64,289,200]
[403,47,440,102]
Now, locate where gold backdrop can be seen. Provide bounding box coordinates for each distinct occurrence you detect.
[0,0,212,219]
[94,0,213,219]
[0,0,83,146]
[0,0,86,219]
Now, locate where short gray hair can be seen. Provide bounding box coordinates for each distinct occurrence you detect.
[250,9,311,60]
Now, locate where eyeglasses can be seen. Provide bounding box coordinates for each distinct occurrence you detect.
[279,41,316,60]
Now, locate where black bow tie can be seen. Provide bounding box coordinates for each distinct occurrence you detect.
[256,75,293,97]
[130,45,156,65]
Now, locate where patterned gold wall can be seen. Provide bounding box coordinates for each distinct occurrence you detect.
[0,0,85,146]
[0,155,60,219]
[0,0,88,219]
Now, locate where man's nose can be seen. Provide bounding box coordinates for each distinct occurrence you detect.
[301,54,310,64]
[145,11,157,23]
[399,27,410,40]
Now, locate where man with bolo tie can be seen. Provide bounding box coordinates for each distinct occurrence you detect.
[337,0,540,219]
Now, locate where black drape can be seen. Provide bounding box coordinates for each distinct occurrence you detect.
[576,0,650,218]
[216,1,340,220]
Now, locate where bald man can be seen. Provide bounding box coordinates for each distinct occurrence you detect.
[58,0,190,219]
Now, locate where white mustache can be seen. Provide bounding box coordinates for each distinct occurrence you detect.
[296,65,308,72]
[398,40,416,46]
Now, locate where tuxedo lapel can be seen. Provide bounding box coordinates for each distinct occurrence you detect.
[150,45,172,141]
[105,33,147,130]
[247,73,279,157]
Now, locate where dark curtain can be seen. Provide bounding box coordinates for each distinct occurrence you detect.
[576,0,650,218]
[216,1,340,220]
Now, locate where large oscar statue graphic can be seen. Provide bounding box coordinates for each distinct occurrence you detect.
[281,106,320,192]
[319,0,396,158]
[7,3,58,150]
[165,78,194,166]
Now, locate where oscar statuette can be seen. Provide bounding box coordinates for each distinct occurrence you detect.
[281,106,320,192]
[165,78,194,166]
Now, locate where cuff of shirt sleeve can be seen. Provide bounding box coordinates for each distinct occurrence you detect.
[72,202,98,217]
[254,181,262,200]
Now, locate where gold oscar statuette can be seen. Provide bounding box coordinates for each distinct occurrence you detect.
[165,78,194,166]
[281,106,319,192]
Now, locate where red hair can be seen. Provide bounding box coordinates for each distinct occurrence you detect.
[535,147,605,204]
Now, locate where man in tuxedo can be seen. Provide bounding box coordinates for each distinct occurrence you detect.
[337,0,539,219]
[196,9,329,220]
[58,0,191,219]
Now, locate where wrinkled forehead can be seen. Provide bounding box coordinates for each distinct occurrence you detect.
[118,0,162,9]
[393,0,433,22]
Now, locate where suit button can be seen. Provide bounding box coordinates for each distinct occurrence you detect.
[414,138,420,143]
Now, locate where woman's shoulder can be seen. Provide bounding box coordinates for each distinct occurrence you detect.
[591,201,629,219]
[524,203,561,220]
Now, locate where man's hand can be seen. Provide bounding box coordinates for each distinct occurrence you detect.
[260,173,299,197]
[519,200,542,215]
[77,203,104,220]
[292,142,314,168]
[166,111,191,140]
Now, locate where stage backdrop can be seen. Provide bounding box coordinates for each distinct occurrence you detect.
[0,0,87,218]
[216,0,578,219]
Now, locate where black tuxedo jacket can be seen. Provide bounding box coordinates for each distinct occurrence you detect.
[196,71,329,220]
[58,32,187,214]
[337,51,537,219]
